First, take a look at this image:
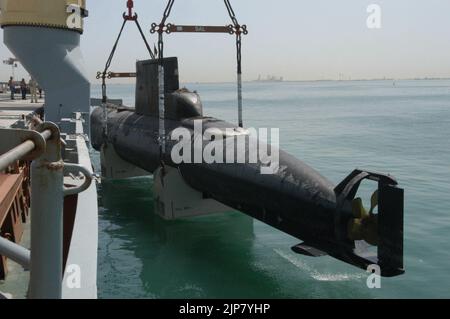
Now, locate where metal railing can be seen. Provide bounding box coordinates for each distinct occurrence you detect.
[0,129,51,172]
[0,122,92,299]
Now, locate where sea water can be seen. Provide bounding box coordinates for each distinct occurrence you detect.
[91,80,450,298]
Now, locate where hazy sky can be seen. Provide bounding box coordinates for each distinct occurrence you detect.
[1,0,450,83]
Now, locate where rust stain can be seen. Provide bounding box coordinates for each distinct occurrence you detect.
[0,162,31,279]
[39,160,64,171]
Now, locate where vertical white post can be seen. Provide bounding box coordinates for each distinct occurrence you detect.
[29,126,63,299]
[237,73,243,127]
[102,102,108,137]
[158,64,166,154]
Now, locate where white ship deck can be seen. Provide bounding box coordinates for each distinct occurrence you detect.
[0,94,43,298]
[0,93,98,299]
[0,94,43,128]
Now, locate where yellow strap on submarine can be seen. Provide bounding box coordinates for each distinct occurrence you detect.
[0,0,86,33]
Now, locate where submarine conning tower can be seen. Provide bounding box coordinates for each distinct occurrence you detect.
[0,0,90,133]
[135,57,203,120]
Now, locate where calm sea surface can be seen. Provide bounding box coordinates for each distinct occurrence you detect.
[91,80,450,298]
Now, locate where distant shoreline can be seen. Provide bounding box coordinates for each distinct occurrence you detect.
[99,77,450,86]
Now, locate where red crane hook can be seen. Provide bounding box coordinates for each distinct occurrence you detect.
[123,0,137,21]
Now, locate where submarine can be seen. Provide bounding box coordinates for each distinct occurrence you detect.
[91,57,404,277]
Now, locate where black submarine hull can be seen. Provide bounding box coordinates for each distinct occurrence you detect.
[91,106,403,277]
[91,58,404,276]
[92,107,337,245]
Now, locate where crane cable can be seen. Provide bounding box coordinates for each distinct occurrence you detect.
[155,0,175,161]
[96,0,155,139]
[97,0,155,104]
[155,0,246,128]
[157,0,175,61]
[224,0,244,127]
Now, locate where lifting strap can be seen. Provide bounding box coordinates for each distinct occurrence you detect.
[155,0,175,159]
[151,0,248,128]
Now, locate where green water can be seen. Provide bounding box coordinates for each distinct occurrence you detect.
[92,80,450,298]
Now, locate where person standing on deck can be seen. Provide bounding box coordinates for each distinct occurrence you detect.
[8,76,15,100]
[29,77,38,103]
[20,78,27,100]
